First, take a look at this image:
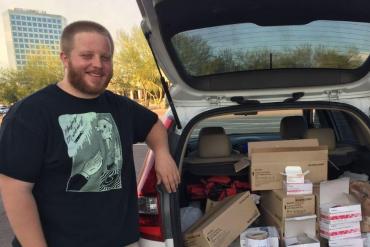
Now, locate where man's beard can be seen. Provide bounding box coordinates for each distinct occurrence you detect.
[67,61,113,96]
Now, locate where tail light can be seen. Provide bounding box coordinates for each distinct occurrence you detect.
[137,115,174,241]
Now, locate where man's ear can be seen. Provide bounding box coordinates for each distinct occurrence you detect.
[60,51,69,68]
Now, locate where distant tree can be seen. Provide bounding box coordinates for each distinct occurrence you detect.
[314,46,362,68]
[172,34,214,75]
[0,47,62,104]
[112,27,164,106]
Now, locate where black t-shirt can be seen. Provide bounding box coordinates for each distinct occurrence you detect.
[0,84,158,247]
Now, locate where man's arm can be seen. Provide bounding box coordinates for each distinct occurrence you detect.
[0,174,47,247]
[145,120,180,193]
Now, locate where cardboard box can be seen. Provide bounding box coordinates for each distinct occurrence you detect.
[320,178,362,225]
[284,180,313,196]
[248,139,319,158]
[184,192,260,247]
[250,146,328,191]
[261,190,315,221]
[262,206,317,239]
[285,234,320,247]
[282,166,309,184]
[240,226,279,247]
[328,237,363,247]
[320,220,361,240]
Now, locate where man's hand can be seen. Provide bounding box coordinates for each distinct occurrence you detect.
[154,151,180,193]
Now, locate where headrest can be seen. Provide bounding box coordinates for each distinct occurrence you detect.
[280,116,307,139]
[304,128,336,151]
[198,127,231,158]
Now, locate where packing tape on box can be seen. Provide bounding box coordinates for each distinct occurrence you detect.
[245,230,269,247]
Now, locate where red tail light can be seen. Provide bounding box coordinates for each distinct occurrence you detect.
[137,115,174,241]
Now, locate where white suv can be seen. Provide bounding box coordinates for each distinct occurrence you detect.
[135,1,370,246]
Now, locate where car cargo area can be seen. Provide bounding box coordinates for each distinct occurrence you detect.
[177,104,370,247]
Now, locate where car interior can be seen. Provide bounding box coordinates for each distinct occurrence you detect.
[178,105,370,233]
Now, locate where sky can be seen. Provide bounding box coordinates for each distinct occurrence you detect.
[0,0,142,68]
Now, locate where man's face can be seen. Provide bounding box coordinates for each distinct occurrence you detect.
[63,32,113,97]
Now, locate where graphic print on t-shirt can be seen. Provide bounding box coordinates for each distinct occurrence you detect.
[58,112,123,192]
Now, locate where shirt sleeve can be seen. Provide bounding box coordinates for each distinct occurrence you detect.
[130,100,158,144]
[0,113,45,183]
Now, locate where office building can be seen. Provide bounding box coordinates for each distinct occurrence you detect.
[3,8,67,69]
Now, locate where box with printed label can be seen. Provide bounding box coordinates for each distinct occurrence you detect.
[184,192,260,247]
[328,237,364,247]
[284,180,313,196]
[320,178,362,225]
[250,146,328,191]
[261,190,315,221]
[320,220,361,240]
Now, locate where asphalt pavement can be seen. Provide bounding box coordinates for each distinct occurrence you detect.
[0,144,148,247]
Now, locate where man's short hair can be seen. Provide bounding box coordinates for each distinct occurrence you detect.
[60,20,114,55]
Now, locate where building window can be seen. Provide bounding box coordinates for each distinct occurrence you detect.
[21,16,25,20]
[32,17,36,21]
[27,17,31,20]
[22,21,26,25]
[16,21,21,25]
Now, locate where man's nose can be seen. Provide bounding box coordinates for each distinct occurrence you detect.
[91,56,103,68]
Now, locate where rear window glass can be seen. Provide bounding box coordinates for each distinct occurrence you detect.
[191,110,303,138]
[172,20,370,76]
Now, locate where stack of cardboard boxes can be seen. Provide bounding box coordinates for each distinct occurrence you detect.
[318,177,363,246]
[250,139,327,246]
[183,138,370,246]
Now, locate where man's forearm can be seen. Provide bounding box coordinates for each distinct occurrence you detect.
[1,189,47,247]
[145,120,169,153]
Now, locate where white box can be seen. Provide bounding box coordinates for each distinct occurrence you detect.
[284,180,313,195]
[285,234,320,247]
[282,166,309,184]
[240,226,279,247]
[320,220,361,240]
[320,178,362,224]
[329,237,363,247]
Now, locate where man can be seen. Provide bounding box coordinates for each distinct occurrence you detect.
[0,21,180,247]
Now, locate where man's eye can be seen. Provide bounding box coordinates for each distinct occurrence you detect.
[81,54,92,59]
[102,56,111,61]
